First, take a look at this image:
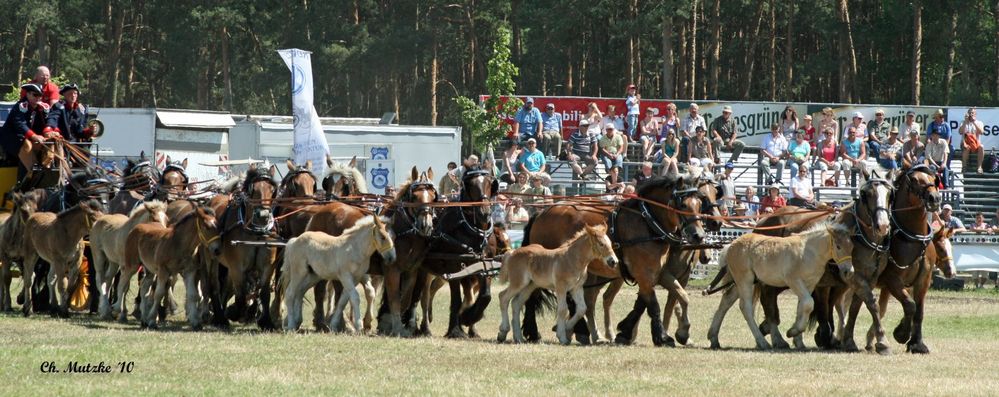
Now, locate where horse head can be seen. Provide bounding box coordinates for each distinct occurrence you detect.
[193,204,222,257]
[673,176,707,244]
[398,166,439,237]
[898,165,941,213]
[79,198,106,229]
[242,164,278,234]
[160,157,189,196]
[931,227,956,278]
[825,223,855,281]
[371,215,397,264]
[460,166,497,221]
[282,159,317,198]
[585,224,618,268]
[323,155,367,199]
[858,174,893,240]
[697,175,722,232]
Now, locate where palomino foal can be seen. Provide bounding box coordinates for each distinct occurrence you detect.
[497,225,619,345]
[281,215,396,332]
[21,199,105,317]
[707,222,855,350]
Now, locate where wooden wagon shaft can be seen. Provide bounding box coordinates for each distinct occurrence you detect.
[441,260,502,281]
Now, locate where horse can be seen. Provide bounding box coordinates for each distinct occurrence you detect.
[127,204,221,329]
[281,215,396,332]
[107,153,159,215]
[375,166,439,336]
[211,164,279,327]
[322,155,367,199]
[89,200,169,320]
[0,192,40,311]
[707,221,855,350]
[866,226,955,353]
[497,224,618,345]
[151,157,190,201]
[520,173,709,346]
[735,172,894,351]
[20,199,104,317]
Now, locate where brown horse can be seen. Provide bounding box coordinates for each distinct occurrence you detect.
[21,199,104,317]
[322,155,367,199]
[211,164,279,327]
[0,192,40,311]
[522,173,708,346]
[128,204,221,329]
[107,153,158,215]
[866,226,955,353]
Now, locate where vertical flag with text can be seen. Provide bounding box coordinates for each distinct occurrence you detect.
[277,48,330,176]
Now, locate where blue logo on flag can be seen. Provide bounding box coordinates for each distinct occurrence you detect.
[370,147,389,160]
[370,164,390,189]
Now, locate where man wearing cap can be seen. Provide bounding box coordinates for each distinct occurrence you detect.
[539,103,563,157]
[878,126,904,177]
[681,103,707,162]
[47,84,94,142]
[900,111,921,141]
[1,84,60,180]
[518,138,550,185]
[902,127,925,167]
[19,66,60,106]
[513,97,543,143]
[760,183,787,214]
[759,123,789,184]
[938,204,966,233]
[926,109,951,166]
[566,120,598,180]
[842,111,868,142]
[866,108,891,159]
[625,84,641,139]
[709,105,745,163]
[598,124,625,172]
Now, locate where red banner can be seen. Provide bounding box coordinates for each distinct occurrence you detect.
[480,95,674,139]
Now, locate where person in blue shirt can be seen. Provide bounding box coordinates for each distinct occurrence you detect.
[518,138,550,185]
[926,109,953,169]
[625,84,640,139]
[539,103,563,157]
[513,97,543,143]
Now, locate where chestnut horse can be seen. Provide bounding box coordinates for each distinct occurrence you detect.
[521,173,709,346]
[866,226,955,353]
[0,192,40,311]
[107,153,159,215]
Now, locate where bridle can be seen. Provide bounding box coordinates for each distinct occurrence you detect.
[395,180,438,238]
[890,168,935,244]
[323,171,356,200]
[233,173,278,236]
[826,226,853,266]
[851,178,893,252]
[431,169,494,256]
[196,214,221,247]
[280,168,317,198]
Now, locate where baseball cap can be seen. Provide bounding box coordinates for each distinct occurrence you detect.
[722,105,733,113]
[942,204,953,211]
[853,112,864,119]
[525,97,535,104]
[578,119,590,127]
[545,103,554,109]
[724,162,735,169]
[526,138,537,144]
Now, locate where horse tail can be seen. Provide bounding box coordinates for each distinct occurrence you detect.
[703,246,733,296]
[532,289,557,317]
[521,213,538,246]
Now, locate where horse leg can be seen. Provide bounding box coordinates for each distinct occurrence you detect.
[116,265,136,323]
[882,279,915,347]
[380,266,407,336]
[0,259,10,311]
[341,274,362,334]
[664,276,691,346]
[497,284,518,343]
[461,275,492,338]
[583,285,602,344]
[566,287,587,345]
[638,278,668,347]
[255,249,278,331]
[147,275,169,330]
[907,278,931,354]
[511,288,533,343]
[759,286,790,349]
[614,293,647,345]
[207,259,230,330]
[736,281,771,350]
[312,280,330,332]
[94,253,115,320]
[137,273,155,328]
[840,290,865,352]
[21,254,38,317]
[183,270,203,331]
[362,275,381,334]
[601,280,622,344]
[707,286,739,349]
[444,280,467,338]
[419,274,438,337]
[785,280,815,346]
[47,261,64,318]
[521,291,543,343]
[555,287,571,345]
[856,279,892,355]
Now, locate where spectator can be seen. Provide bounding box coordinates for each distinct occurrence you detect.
[505,198,530,224]
[788,166,816,208]
[709,105,745,164]
[2,84,59,180]
[781,105,799,138]
[843,112,868,142]
[926,130,949,186]
[540,103,563,157]
[818,107,839,142]
[659,102,680,141]
[583,102,604,137]
[512,97,543,142]
[992,208,999,234]
[839,126,868,183]
[518,138,550,185]
[760,123,789,184]
[788,130,811,177]
[959,107,986,174]
[878,127,903,177]
[900,110,921,141]
[970,212,991,233]
[507,171,531,195]
[621,184,637,195]
[815,128,842,186]
[625,84,641,140]
[605,165,625,194]
[801,114,817,157]
[384,185,397,197]
[439,161,461,196]
[902,128,925,168]
[526,175,552,207]
[659,129,680,176]
[716,162,737,214]
[867,108,890,159]
[19,66,60,105]
[601,104,625,133]
[681,103,707,162]
[926,109,952,167]
[633,161,654,185]
[688,126,714,170]
[741,185,761,217]
[639,107,660,161]
[939,204,966,233]
[598,124,626,172]
[501,141,522,183]
[567,120,598,180]
[455,154,481,180]
[482,158,500,177]
[760,184,787,214]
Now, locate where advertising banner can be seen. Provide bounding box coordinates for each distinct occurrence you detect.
[948,107,999,150]
[278,48,330,176]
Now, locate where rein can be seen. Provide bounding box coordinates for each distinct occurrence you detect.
[826,227,852,265]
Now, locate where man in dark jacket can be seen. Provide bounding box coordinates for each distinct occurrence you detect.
[1,84,61,180]
[47,84,94,142]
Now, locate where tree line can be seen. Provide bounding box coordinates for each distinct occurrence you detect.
[3,0,998,129]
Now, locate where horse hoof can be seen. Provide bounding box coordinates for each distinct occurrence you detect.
[214,320,231,331]
[893,324,911,344]
[841,340,860,353]
[22,308,31,317]
[614,334,633,345]
[773,339,791,350]
[709,341,721,350]
[575,333,591,346]
[257,317,277,332]
[875,342,892,355]
[191,324,203,332]
[49,310,59,318]
[907,342,930,354]
[657,335,676,348]
[758,320,770,336]
[445,328,468,339]
[58,309,70,319]
[314,323,331,333]
[467,327,479,339]
[675,330,690,346]
[497,332,507,343]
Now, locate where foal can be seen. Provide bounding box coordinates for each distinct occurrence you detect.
[89,200,169,320]
[126,205,221,330]
[0,192,39,311]
[21,199,105,317]
[707,222,855,350]
[497,225,619,345]
[281,215,396,332]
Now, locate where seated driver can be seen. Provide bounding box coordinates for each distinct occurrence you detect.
[1,84,62,181]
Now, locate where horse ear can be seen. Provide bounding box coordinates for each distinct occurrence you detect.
[268,164,278,177]
[426,167,434,182]
[286,159,296,173]
[305,160,312,170]
[861,168,871,182]
[165,155,172,166]
[140,151,146,160]
[411,166,419,182]
[181,158,189,170]
[349,156,358,169]
[326,154,334,168]
[490,178,499,198]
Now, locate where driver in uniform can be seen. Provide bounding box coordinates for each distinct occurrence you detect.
[47,83,95,142]
[1,84,61,183]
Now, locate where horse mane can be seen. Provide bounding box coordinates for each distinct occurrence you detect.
[326,161,368,194]
[172,206,215,227]
[56,199,96,219]
[242,167,276,192]
[802,219,850,236]
[341,215,386,235]
[129,200,167,218]
[636,174,679,197]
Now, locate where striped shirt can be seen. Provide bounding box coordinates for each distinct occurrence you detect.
[567,131,596,155]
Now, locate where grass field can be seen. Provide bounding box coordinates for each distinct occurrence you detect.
[2,278,998,396]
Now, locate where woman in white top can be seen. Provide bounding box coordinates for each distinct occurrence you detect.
[583,102,604,137]
[781,105,799,138]
[788,165,816,208]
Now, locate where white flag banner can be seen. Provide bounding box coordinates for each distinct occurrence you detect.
[278,48,329,176]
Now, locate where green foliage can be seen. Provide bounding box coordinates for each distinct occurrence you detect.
[455,27,523,154]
